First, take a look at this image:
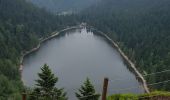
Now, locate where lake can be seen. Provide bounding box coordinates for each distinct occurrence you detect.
[22,27,144,99]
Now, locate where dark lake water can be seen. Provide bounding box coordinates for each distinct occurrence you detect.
[22,28,144,99]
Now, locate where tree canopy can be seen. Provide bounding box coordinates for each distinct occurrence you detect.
[30,64,67,100]
[76,78,100,100]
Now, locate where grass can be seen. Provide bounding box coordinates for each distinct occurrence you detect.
[108,91,170,100]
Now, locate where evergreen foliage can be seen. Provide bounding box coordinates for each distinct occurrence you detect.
[75,78,100,100]
[30,64,67,100]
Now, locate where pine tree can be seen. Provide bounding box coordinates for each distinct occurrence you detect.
[75,78,100,100]
[30,64,67,100]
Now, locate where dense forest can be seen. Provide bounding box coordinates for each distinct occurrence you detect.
[78,0,170,91]
[0,0,78,99]
[27,0,100,13]
[1,0,170,99]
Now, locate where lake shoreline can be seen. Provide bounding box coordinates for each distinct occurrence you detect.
[19,25,81,80]
[20,24,149,93]
[91,27,150,93]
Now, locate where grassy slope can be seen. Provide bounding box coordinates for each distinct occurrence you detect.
[108,91,170,100]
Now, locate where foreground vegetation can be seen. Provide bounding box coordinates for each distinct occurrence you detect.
[27,64,99,100]
[29,64,67,100]
[108,91,170,100]
[26,64,170,100]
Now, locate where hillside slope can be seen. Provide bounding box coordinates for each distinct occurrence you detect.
[0,0,76,99]
[79,0,170,91]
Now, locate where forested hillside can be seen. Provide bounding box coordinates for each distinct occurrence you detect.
[0,0,77,99]
[1,0,170,99]
[79,0,170,91]
[27,0,100,13]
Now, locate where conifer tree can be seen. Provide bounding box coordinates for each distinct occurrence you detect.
[75,78,100,100]
[30,64,67,100]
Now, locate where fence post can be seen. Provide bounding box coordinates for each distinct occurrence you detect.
[22,92,27,100]
[102,78,109,100]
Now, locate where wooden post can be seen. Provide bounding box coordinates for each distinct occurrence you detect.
[102,78,109,100]
[22,93,27,100]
